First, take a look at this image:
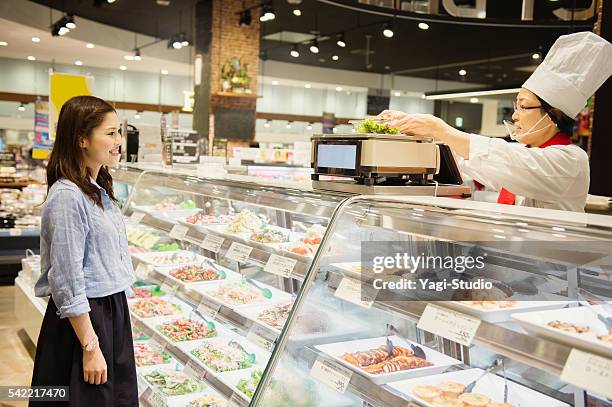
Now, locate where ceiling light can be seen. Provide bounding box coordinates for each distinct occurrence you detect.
[264,120,271,128]
[27,56,36,61]
[0,41,7,46]
[107,0,116,3]
[271,80,279,85]
[424,88,521,100]
[286,122,292,129]
[306,123,312,130]
[65,14,76,29]
[293,9,301,16]
[418,22,429,30]
[31,37,41,43]
[18,103,26,112]
[75,60,83,66]
[470,97,479,103]
[290,44,299,58]
[332,127,338,133]
[134,113,141,119]
[458,69,467,76]
[119,65,127,70]
[180,33,189,47]
[172,41,182,49]
[309,39,319,54]
[336,33,346,47]
[161,69,169,75]
[239,9,252,26]
[157,0,170,5]
[86,43,94,48]
[261,3,275,21]
[335,86,343,92]
[332,55,339,61]
[304,83,311,88]
[394,91,401,97]
[383,22,394,38]
[58,27,70,36]
[532,53,541,60]
[133,49,142,61]
[124,55,134,60]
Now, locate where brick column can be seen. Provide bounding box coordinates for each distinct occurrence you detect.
[193,0,260,155]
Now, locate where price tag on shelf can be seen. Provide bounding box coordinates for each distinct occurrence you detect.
[184,360,208,380]
[169,224,189,240]
[417,303,481,347]
[229,393,249,407]
[134,263,151,280]
[200,234,225,253]
[561,348,612,399]
[333,277,378,309]
[146,389,167,407]
[310,358,352,394]
[197,298,221,319]
[246,324,276,352]
[130,211,146,224]
[9,229,22,237]
[264,254,297,278]
[225,242,253,263]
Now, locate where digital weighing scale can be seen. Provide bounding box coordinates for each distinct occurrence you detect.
[311,133,471,197]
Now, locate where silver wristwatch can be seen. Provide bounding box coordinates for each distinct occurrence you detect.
[82,336,99,352]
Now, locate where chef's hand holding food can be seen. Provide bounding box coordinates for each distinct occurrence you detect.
[377,32,612,213]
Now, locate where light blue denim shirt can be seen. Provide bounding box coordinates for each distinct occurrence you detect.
[35,178,135,318]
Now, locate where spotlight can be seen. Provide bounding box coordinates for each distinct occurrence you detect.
[58,26,69,36]
[393,91,401,97]
[286,122,292,129]
[161,69,169,75]
[293,9,301,16]
[86,43,94,48]
[306,123,312,130]
[180,33,189,47]
[418,22,429,30]
[18,103,26,112]
[75,60,83,66]
[27,56,36,61]
[65,14,76,29]
[260,2,275,21]
[290,44,300,58]
[107,0,116,3]
[0,41,7,46]
[239,9,252,27]
[336,33,346,47]
[309,39,319,54]
[32,37,41,43]
[133,49,141,61]
[119,65,127,70]
[470,98,479,103]
[271,80,279,85]
[264,120,271,128]
[172,41,182,49]
[304,83,311,88]
[532,52,541,60]
[335,86,343,92]
[332,55,339,61]
[458,69,467,76]
[383,22,394,38]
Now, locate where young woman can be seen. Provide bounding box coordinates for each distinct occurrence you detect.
[31,96,137,406]
[378,32,611,212]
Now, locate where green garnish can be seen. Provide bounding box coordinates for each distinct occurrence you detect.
[355,118,399,134]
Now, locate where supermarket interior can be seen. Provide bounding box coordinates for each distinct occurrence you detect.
[1,0,612,406]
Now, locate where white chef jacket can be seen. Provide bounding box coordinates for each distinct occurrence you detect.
[459,134,590,213]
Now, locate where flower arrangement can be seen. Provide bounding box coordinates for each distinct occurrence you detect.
[221,57,252,93]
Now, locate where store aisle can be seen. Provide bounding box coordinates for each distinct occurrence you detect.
[0,285,34,407]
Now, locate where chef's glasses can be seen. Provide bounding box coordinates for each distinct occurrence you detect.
[513,101,542,114]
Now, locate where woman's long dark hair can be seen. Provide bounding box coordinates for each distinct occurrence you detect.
[46,95,117,208]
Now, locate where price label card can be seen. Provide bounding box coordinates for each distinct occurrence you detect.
[229,393,249,407]
[200,234,225,253]
[130,211,146,224]
[225,242,253,263]
[134,263,151,280]
[147,389,167,407]
[246,324,277,352]
[264,254,297,278]
[9,229,22,237]
[561,348,612,399]
[184,360,208,380]
[310,358,352,394]
[169,224,189,240]
[417,303,481,347]
[197,298,221,319]
[334,277,378,309]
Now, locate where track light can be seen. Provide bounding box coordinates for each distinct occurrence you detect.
[286,122,292,129]
[133,48,141,61]
[18,103,26,112]
[239,9,252,27]
[168,33,188,49]
[418,22,429,30]
[309,39,319,54]
[306,123,313,130]
[383,22,394,38]
[336,33,346,47]
[180,33,189,47]
[65,14,76,29]
[532,52,541,60]
[459,69,467,76]
[260,2,275,21]
[293,9,301,16]
[51,14,75,36]
[332,55,339,61]
[290,44,300,58]
[264,120,271,128]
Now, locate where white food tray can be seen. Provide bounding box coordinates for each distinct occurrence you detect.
[132,204,202,221]
[315,335,460,384]
[195,281,292,310]
[512,305,612,358]
[446,300,572,323]
[128,296,193,321]
[133,339,179,369]
[164,390,228,407]
[388,368,568,407]
[132,250,209,268]
[155,262,242,287]
[176,217,230,234]
[143,314,229,344]
[216,368,261,402]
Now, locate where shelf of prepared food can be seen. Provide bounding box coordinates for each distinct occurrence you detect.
[251,195,612,407]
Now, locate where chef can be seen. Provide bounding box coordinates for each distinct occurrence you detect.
[378,32,612,212]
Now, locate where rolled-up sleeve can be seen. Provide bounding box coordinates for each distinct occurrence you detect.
[46,189,91,318]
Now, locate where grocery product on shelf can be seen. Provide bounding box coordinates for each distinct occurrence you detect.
[340,345,432,374]
[250,227,289,244]
[156,318,217,342]
[132,326,150,342]
[153,200,197,211]
[225,209,265,234]
[547,320,590,333]
[190,340,255,372]
[143,369,203,396]
[130,298,184,319]
[185,395,228,407]
[185,212,232,226]
[131,285,165,298]
[236,369,263,399]
[134,341,172,367]
[169,264,225,283]
[208,281,265,306]
[598,330,612,344]
[256,302,292,329]
[460,301,518,310]
[299,224,324,246]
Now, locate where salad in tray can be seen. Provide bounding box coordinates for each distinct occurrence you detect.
[209,281,266,306]
[143,369,203,396]
[186,395,228,407]
[169,264,225,283]
[130,298,184,319]
[134,342,172,367]
[225,209,266,234]
[156,318,217,342]
[236,370,263,399]
[191,340,256,372]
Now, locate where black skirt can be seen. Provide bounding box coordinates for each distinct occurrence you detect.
[30,291,138,407]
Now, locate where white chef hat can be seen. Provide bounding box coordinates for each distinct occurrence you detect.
[523,31,612,118]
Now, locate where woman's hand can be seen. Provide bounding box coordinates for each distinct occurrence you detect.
[376,110,450,139]
[83,346,107,385]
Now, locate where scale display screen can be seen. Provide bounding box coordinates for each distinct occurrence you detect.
[317,143,357,169]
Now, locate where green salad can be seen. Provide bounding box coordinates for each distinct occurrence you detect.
[143,369,203,396]
[236,370,263,399]
[355,118,399,134]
